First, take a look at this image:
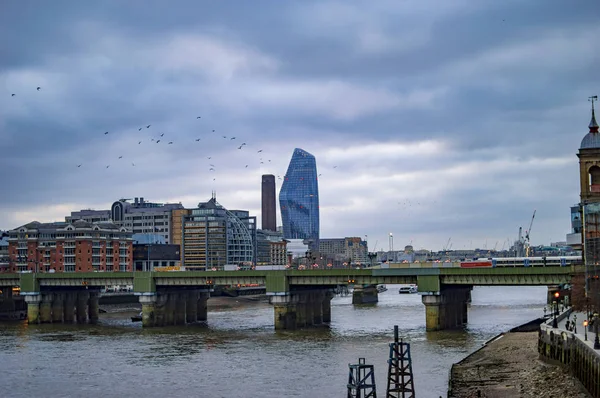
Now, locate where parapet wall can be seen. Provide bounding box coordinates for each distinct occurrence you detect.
[538,315,600,397]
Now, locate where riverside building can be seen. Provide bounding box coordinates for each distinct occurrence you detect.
[67,197,184,244]
[181,195,256,271]
[6,220,133,273]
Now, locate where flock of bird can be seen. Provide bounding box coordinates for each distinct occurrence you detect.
[8,86,299,183]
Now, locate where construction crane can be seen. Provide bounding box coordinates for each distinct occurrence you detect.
[525,210,536,257]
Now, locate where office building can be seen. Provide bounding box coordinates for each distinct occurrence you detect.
[279,148,320,247]
[181,195,256,271]
[67,197,184,244]
[261,174,277,231]
[256,229,287,265]
[319,237,368,266]
[6,220,133,273]
[133,243,181,271]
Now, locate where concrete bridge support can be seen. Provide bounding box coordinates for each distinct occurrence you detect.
[154,295,167,327]
[51,293,64,323]
[39,293,53,323]
[186,291,198,323]
[271,290,333,330]
[422,286,472,332]
[197,292,209,322]
[174,293,187,325]
[164,293,176,325]
[140,295,156,328]
[76,292,89,324]
[1,287,15,312]
[88,292,99,324]
[272,295,297,330]
[25,295,41,324]
[352,285,378,304]
[322,291,333,323]
[64,293,76,323]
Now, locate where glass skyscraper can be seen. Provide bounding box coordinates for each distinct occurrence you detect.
[279,148,320,243]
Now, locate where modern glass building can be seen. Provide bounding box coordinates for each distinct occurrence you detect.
[279,148,320,244]
[182,196,256,270]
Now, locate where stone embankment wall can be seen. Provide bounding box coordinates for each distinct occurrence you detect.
[539,322,600,397]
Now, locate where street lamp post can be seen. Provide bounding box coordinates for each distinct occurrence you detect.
[584,320,589,341]
[594,313,600,349]
[552,292,559,328]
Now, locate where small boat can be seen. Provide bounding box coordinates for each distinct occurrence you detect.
[377,285,388,293]
[131,312,142,322]
[399,285,418,294]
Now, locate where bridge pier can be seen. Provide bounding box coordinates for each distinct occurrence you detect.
[186,291,198,323]
[76,292,89,324]
[272,295,297,330]
[154,294,167,326]
[174,293,187,325]
[164,293,175,325]
[352,285,378,304]
[52,293,64,323]
[25,295,41,324]
[312,291,323,325]
[88,292,100,324]
[270,290,333,330]
[140,295,156,327]
[64,292,76,323]
[1,287,16,312]
[39,293,53,323]
[322,291,333,323]
[422,286,472,331]
[197,292,209,322]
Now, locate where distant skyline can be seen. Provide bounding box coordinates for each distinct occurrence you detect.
[1,1,599,251]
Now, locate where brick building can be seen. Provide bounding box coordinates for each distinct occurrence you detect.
[6,220,133,273]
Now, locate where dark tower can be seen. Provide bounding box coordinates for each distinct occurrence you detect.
[261,174,276,231]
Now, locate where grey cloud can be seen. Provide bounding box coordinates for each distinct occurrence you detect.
[0,0,597,250]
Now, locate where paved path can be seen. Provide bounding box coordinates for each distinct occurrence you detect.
[553,310,600,352]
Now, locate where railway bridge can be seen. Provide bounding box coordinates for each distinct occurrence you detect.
[0,265,580,331]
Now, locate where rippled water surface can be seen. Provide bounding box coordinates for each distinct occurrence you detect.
[0,286,547,398]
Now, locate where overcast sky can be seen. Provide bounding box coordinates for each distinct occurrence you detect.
[1,0,599,251]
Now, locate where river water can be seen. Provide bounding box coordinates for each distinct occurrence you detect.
[0,286,547,398]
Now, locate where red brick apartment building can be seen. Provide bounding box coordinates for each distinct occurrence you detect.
[6,220,133,273]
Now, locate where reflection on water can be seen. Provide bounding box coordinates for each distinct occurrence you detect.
[0,286,547,398]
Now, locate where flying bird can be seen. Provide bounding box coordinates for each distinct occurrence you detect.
[197,116,201,119]
[209,164,215,167]
[257,149,263,153]
[222,136,227,139]
[213,178,216,181]
[36,87,41,91]
[132,163,135,166]
[230,137,236,140]
[156,140,160,143]
[106,165,110,169]
[104,132,108,135]
[138,141,142,144]
[118,156,123,159]
[11,94,15,97]
[138,128,142,131]
[146,125,151,128]
[260,162,264,164]
[195,138,201,142]
[245,165,248,168]
[241,143,246,146]
[212,130,215,132]
[168,141,173,144]
[268,160,271,162]
[333,166,338,168]
[207,157,212,159]
[160,133,164,137]
[238,145,243,149]
[151,138,155,142]
[77,164,82,168]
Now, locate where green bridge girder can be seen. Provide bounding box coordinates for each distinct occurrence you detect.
[1,266,581,294]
